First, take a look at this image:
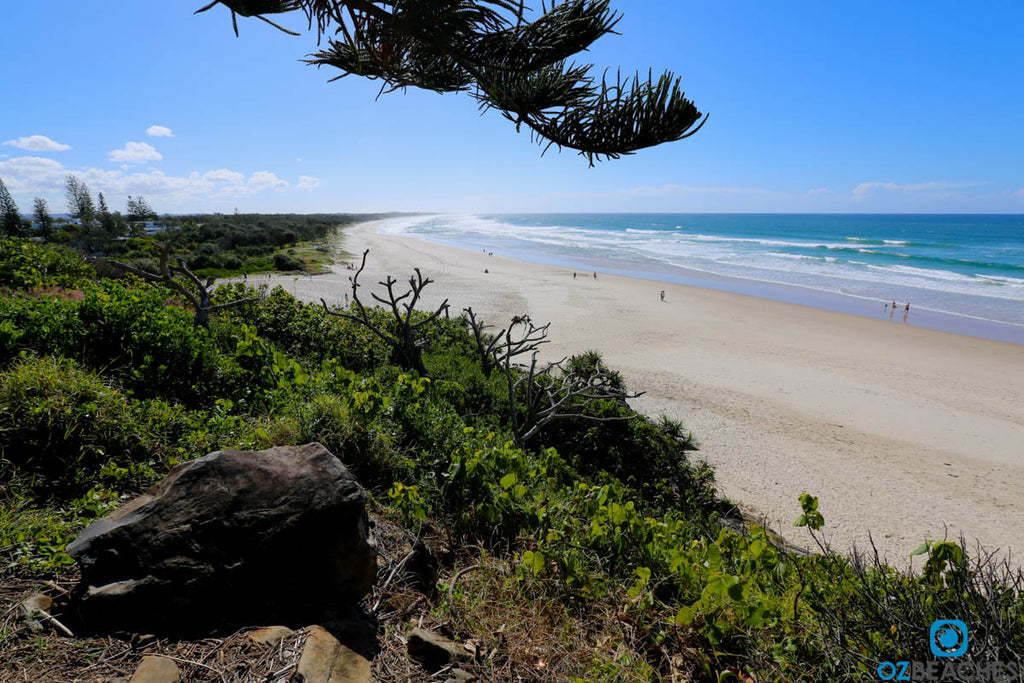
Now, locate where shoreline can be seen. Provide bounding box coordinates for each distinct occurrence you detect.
[379,216,1024,346]
[261,219,1024,564]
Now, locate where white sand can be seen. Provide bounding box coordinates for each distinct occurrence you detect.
[260,219,1024,564]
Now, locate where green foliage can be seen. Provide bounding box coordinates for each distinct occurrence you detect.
[2,258,1022,681]
[793,493,824,530]
[536,396,715,517]
[271,253,305,271]
[0,279,256,406]
[0,505,84,572]
[441,431,562,542]
[213,284,389,372]
[795,539,1024,679]
[0,356,164,499]
[388,481,427,526]
[0,179,22,236]
[424,341,511,423]
[910,539,965,582]
[284,380,406,489]
[0,238,95,289]
[230,322,308,409]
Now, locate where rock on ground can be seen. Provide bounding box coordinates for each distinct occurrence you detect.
[68,443,377,634]
[296,625,371,683]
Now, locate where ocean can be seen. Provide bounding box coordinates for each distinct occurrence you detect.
[378,214,1024,345]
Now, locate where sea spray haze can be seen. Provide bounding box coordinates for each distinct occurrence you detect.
[381,213,1024,343]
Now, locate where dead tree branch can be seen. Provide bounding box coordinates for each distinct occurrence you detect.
[511,353,642,443]
[467,311,641,445]
[463,308,551,377]
[106,242,262,328]
[321,249,448,374]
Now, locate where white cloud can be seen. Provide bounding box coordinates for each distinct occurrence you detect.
[297,175,321,191]
[1,154,303,211]
[0,156,68,195]
[852,181,985,196]
[110,141,163,163]
[146,125,175,138]
[203,168,245,184]
[3,135,71,152]
[248,171,289,192]
[0,156,66,176]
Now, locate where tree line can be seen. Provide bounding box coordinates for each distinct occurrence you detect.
[0,174,157,245]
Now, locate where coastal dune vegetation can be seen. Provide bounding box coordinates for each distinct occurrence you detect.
[1,232,1023,681]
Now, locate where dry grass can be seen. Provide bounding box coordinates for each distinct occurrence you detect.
[0,582,308,683]
[1,507,705,682]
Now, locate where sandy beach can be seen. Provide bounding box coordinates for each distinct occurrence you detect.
[262,219,1024,564]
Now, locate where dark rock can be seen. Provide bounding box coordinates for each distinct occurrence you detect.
[407,627,472,670]
[67,443,377,634]
[398,538,439,595]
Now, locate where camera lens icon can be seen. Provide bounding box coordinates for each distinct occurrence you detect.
[930,619,968,658]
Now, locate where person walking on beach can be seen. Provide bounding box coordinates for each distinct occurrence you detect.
[573,272,577,279]
[593,271,597,279]
[660,290,666,302]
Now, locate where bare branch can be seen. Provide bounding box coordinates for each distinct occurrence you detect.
[104,246,265,328]
[320,249,447,374]
[466,311,641,445]
[321,297,397,348]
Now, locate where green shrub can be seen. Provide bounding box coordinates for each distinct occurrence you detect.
[0,295,84,365]
[0,356,146,498]
[794,540,1024,680]
[536,400,715,518]
[287,391,406,490]
[0,279,243,406]
[272,253,305,271]
[0,238,94,289]
[440,430,565,543]
[213,284,389,372]
[423,348,509,424]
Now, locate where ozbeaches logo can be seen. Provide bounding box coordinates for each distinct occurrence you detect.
[876,620,1021,682]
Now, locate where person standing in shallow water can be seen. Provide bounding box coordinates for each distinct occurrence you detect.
[890,301,897,319]
[903,303,910,323]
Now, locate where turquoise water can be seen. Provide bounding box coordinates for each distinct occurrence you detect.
[379,214,1024,344]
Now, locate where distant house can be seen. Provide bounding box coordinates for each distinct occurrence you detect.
[30,217,79,230]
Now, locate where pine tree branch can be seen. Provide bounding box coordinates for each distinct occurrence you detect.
[194,0,707,161]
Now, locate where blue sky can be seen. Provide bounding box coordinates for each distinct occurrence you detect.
[1,1,1022,214]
